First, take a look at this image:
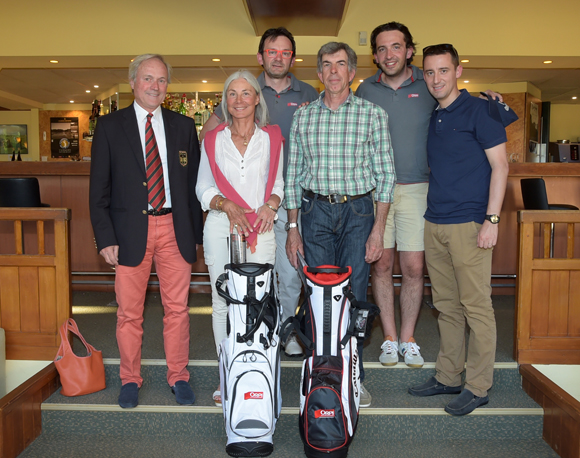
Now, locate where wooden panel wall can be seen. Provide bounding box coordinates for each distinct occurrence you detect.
[515,210,580,364]
[0,208,71,360]
[503,93,526,163]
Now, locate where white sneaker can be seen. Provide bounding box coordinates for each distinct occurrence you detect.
[399,338,424,368]
[379,336,399,366]
[359,382,372,408]
[284,333,303,357]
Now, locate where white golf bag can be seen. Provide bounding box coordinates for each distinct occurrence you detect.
[216,262,282,457]
[282,265,374,458]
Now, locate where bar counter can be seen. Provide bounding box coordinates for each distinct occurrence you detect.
[2,161,580,293]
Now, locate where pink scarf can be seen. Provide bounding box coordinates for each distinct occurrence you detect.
[204,123,282,252]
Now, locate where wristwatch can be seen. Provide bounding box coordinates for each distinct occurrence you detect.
[285,222,298,231]
[485,214,500,224]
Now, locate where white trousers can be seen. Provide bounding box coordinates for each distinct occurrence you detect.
[273,206,303,322]
[203,210,276,353]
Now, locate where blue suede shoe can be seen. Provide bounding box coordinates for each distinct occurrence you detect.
[444,389,489,416]
[172,380,195,405]
[118,383,140,408]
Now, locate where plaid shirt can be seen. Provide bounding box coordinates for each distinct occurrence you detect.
[285,91,395,209]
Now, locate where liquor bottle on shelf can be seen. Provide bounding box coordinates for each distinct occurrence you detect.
[194,109,203,128]
[202,102,211,124]
[11,150,15,161]
[178,94,188,116]
[16,148,22,161]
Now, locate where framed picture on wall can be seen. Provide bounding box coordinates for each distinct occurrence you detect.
[0,124,28,156]
[50,117,79,158]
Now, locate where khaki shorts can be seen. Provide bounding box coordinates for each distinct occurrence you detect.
[383,182,428,251]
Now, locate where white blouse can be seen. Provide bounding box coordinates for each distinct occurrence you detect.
[196,124,284,212]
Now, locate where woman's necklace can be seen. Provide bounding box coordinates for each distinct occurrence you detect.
[232,127,254,146]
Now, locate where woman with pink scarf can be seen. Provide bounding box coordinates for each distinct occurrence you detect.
[196,70,284,406]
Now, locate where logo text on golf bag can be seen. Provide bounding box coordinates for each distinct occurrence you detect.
[314,409,335,418]
[244,391,264,400]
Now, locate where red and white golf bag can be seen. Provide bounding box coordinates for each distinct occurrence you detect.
[216,262,282,457]
[283,265,375,458]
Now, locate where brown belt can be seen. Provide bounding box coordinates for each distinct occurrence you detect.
[304,190,370,204]
[147,207,172,216]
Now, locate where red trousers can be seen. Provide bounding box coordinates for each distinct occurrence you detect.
[115,213,192,387]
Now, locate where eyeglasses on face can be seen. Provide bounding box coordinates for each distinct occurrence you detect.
[264,49,294,59]
[422,43,459,60]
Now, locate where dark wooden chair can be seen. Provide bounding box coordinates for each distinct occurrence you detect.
[0,177,49,207]
[520,177,579,257]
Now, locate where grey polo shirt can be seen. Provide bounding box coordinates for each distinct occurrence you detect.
[355,65,435,184]
[215,72,319,180]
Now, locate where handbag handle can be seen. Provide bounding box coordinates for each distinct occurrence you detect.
[56,318,97,360]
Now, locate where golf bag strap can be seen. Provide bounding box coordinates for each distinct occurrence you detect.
[215,273,245,305]
[280,307,314,351]
[340,288,362,348]
[236,294,272,344]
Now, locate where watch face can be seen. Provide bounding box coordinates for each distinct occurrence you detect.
[488,214,500,223]
[285,222,297,231]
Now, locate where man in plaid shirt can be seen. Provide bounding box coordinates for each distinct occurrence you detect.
[285,41,396,407]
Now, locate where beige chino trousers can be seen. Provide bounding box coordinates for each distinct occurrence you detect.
[424,220,496,398]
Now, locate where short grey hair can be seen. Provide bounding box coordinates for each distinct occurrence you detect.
[128,54,172,83]
[317,42,358,74]
[220,70,270,128]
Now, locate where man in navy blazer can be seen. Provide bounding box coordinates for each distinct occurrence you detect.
[89,54,203,408]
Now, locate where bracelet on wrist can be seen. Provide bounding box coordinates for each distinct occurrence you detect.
[217,197,225,212]
[265,203,278,213]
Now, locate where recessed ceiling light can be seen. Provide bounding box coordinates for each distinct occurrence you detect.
[130,59,134,62]
[86,90,90,93]
[295,58,304,62]
[460,59,469,63]
[212,58,221,62]
[94,85,99,88]
[359,79,364,82]
[70,100,74,103]
[202,80,208,83]
[573,96,578,100]
[50,60,59,64]
[464,80,469,83]
[543,60,553,64]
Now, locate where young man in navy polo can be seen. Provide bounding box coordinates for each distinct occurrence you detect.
[408,44,509,416]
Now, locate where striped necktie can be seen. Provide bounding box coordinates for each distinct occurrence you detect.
[145,113,166,211]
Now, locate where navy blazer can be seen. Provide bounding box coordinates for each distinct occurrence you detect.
[89,103,203,266]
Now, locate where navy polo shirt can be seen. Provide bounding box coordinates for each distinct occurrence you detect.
[425,89,507,225]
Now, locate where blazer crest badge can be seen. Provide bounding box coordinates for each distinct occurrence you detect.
[179,151,188,166]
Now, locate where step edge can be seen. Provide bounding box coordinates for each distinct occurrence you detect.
[103,359,518,370]
[41,403,543,416]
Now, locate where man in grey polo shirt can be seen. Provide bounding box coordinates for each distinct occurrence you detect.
[355,22,433,369]
[356,22,502,369]
[200,27,319,357]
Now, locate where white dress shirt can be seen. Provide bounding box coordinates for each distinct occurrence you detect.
[134,102,171,209]
[196,124,284,212]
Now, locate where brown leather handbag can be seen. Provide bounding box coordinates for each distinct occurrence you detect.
[54,318,106,396]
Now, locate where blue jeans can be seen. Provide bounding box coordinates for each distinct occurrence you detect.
[301,192,374,381]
